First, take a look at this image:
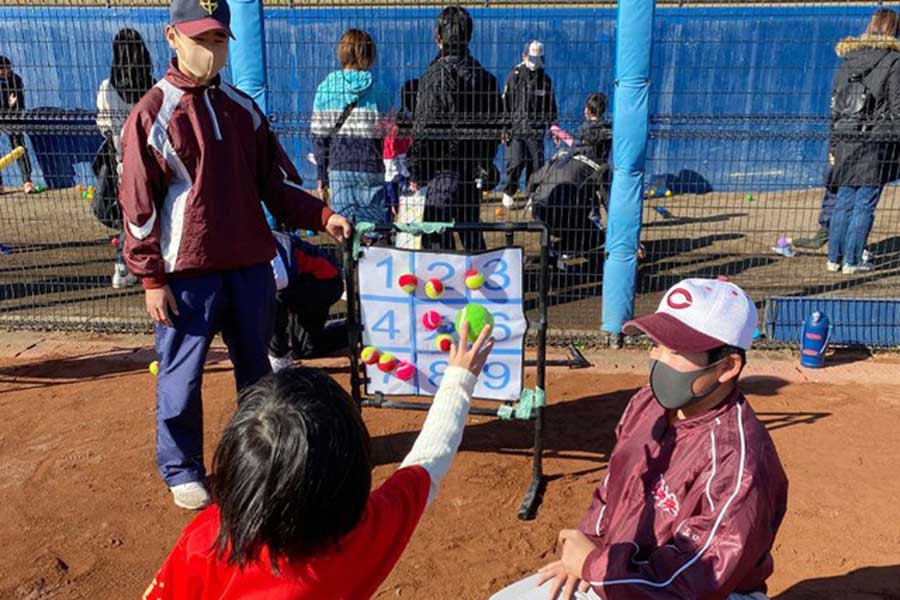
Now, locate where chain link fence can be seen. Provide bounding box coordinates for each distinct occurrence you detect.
[0,2,897,345]
[640,5,900,346]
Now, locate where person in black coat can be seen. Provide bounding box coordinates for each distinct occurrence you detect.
[407,5,503,252]
[501,40,558,207]
[0,56,35,194]
[528,93,611,257]
[827,9,900,274]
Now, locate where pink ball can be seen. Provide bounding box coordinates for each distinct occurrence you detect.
[422,310,442,331]
[396,361,415,381]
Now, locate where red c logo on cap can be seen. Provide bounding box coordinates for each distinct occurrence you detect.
[667,288,693,310]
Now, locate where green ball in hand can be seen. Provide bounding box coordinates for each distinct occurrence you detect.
[455,303,494,343]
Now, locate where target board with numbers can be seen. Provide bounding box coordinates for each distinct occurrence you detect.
[358,246,526,401]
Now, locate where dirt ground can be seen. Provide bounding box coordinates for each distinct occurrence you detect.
[0,332,899,600]
[3,184,900,335]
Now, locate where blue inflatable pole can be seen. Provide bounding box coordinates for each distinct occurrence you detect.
[229,0,274,227]
[229,0,268,115]
[601,0,655,337]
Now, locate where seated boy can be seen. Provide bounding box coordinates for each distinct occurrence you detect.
[493,278,788,600]
[146,322,494,599]
[268,231,347,372]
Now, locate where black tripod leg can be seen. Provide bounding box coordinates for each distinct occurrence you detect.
[518,222,550,521]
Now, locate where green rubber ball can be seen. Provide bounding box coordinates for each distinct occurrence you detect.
[455,303,495,343]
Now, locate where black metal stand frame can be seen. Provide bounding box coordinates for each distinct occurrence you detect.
[342,221,561,520]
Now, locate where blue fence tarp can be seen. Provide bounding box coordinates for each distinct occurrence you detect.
[765,296,900,347]
[0,5,878,189]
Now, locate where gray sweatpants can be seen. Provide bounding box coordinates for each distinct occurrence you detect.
[490,573,770,600]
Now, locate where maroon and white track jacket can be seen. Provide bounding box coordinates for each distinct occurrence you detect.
[578,386,788,599]
[119,61,334,289]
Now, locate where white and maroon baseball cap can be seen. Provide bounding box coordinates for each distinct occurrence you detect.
[624,277,758,352]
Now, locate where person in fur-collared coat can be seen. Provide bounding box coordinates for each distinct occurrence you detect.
[826,9,900,274]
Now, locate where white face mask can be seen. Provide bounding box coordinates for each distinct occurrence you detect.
[172,31,227,83]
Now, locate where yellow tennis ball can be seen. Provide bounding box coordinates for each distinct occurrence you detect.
[424,278,444,299]
[149,360,160,376]
[378,353,398,373]
[398,273,418,294]
[434,333,453,352]
[360,346,380,365]
[464,269,485,290]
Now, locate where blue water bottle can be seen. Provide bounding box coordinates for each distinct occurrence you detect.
[800,311,830,369]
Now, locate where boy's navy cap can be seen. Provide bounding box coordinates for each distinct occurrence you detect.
[171,0,235,39]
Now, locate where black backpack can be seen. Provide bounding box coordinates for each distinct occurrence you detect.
[90,132,123,230]
[832,54,889,131]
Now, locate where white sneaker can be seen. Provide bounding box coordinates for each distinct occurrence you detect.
[842,263,875,274]
[501,193,515,209]
[862,249,875,264]
[826,261,841,272]
[112,264,138,289]
[269,354,294,373]
[772,245,796,258]
[170,482,211,510]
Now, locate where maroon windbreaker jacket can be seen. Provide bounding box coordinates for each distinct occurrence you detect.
[119,61,334,290]
[578,386,788,599]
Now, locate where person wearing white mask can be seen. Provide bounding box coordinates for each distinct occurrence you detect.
[118,0,350,510]
[501,40,558,209]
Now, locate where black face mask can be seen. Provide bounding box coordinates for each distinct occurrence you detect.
[648,358,724,410]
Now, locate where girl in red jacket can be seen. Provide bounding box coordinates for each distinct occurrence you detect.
[145,323,493,600]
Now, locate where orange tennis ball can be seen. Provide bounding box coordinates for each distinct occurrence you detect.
[495,208,504,217]
[434,334,453,352]
[360,346,380,365]
[465,269,485,290]
[398,273,418,294]
[425,278,444,299]
[378,353,398,373]
[396,361,416,381]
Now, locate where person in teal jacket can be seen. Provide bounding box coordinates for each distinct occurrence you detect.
[311,29,391,224]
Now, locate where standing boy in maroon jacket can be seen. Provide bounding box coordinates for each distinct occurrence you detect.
[118,0,351,510]
[492,278,788,600]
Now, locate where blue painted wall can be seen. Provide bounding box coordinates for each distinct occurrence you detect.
[0,5,880,188]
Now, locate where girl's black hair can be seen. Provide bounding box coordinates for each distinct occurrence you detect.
[212,367,372,571]
[110,28,154,105]
[585,92,607,119]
